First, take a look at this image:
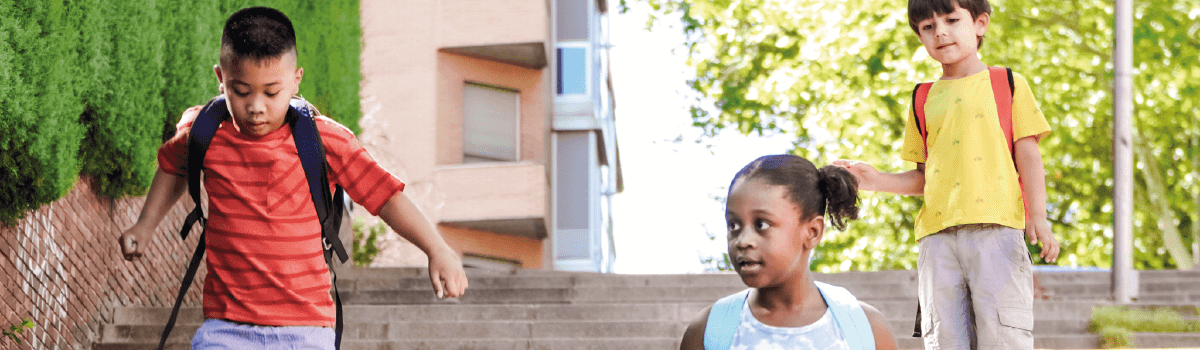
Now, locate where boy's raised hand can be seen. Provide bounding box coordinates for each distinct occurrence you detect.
[428,248,468,298]
[832,159,879,191]
[1025,218,1059,263]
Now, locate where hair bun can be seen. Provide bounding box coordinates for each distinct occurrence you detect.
[817,165,860,231]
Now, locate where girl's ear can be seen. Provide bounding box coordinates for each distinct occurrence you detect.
[803,215,825,250]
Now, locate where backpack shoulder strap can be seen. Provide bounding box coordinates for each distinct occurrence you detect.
[911,82,934,160]
[703,288,751,350]
[179,97,226,239]
[289,98,350,264]
[816,281,875,350]
[987,66,1026,221]
[988,66,1016,156]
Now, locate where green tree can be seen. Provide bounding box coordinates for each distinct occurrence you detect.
[352,218,384,267]
[632,0,1200,271]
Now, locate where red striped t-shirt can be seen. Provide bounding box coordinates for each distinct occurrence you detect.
[158,106,404,327]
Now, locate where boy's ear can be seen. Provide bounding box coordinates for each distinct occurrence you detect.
[974,12,990,37]
[293,67,304,96]
[213,64,224,84]
[213,64,226,95]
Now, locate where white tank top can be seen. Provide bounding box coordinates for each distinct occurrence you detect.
[729,299,851,350]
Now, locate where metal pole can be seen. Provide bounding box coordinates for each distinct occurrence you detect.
[1194,135,1200,268]
[1112,0,1134,303]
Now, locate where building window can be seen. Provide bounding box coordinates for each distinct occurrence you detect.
[556,0,589,41]
[555,131,593,260]
[463,83,519,163]
[557,45,587,96]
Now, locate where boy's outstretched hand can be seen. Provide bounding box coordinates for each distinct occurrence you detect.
[428,248,468,299]
[832,159,879,191]
[1025,218,1059,263]
[378,193,470,299]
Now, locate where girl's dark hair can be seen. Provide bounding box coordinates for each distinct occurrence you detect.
[728,154,860,230]
[908,0,992,48]
[220,7,297,66]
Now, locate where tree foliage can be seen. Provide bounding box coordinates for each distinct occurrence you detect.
[0,0,87,224]
[352,218,385,267]
[634,0,1200,271]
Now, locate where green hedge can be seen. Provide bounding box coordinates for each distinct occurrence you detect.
[0,1,86,225]
[0,0,363,225]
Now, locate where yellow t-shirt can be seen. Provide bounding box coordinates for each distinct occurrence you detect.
[901,69,1051,240]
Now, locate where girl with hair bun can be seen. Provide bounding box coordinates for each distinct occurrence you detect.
[680,154,897,350]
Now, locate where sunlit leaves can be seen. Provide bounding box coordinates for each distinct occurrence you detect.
[641,0,1200,270]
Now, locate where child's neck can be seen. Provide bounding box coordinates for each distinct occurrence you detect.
[753,273,822,310]
[939,55,988,80]
[748,276,827,327]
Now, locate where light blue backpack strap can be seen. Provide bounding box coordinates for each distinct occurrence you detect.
[703,288,751,350]
[816,281,875,350]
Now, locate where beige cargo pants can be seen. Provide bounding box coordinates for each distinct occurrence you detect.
[918,224,1035,350]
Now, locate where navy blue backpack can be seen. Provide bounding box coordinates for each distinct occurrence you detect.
[158,96,351,350]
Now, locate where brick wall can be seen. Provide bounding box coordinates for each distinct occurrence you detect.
[1,176,204,349]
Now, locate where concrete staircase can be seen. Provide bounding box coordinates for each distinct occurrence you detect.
[92,268,1200,349]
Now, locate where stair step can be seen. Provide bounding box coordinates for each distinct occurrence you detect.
[1128,332,1200,348]
[1120,303,1200,316]
[348,276,576,291]
[101,323,198,344]
[882,318,1090,336]
[896,337,923,350]
[114,300,1106,327]
[116,304,714,325]
[103,321,688,342]
[337,269,920,288]
[843,334,1107,350]
[92,269,1200,350]
[1034,334,1101,349]
[342,338,683,350]
[339,285,918,305]
[342,288,576,305]
[96,338,683,350]
[101,333,1200,350]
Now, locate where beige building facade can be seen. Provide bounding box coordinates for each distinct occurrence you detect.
[357,0,620,271]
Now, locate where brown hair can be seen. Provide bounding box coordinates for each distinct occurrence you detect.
[908,0,992,48]
[728,155,860,231]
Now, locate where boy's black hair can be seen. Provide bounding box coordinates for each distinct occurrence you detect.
[908,0,992,49]
[220,7,297,66]
[728,155,860,231]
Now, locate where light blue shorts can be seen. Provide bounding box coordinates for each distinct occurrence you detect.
[191,318,335,350]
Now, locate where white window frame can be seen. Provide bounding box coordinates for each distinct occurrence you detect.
[555,41,591,101]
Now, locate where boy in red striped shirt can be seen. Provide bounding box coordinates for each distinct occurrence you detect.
[117,7,467,349]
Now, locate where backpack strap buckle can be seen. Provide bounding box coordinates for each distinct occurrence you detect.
[179,208,206,240]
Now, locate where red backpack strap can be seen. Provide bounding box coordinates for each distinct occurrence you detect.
[989,66,1025,220]
[911,82,934,160]
[988,66,1015,157]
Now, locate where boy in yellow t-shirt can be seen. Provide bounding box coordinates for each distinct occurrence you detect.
[834,0,1059,349]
